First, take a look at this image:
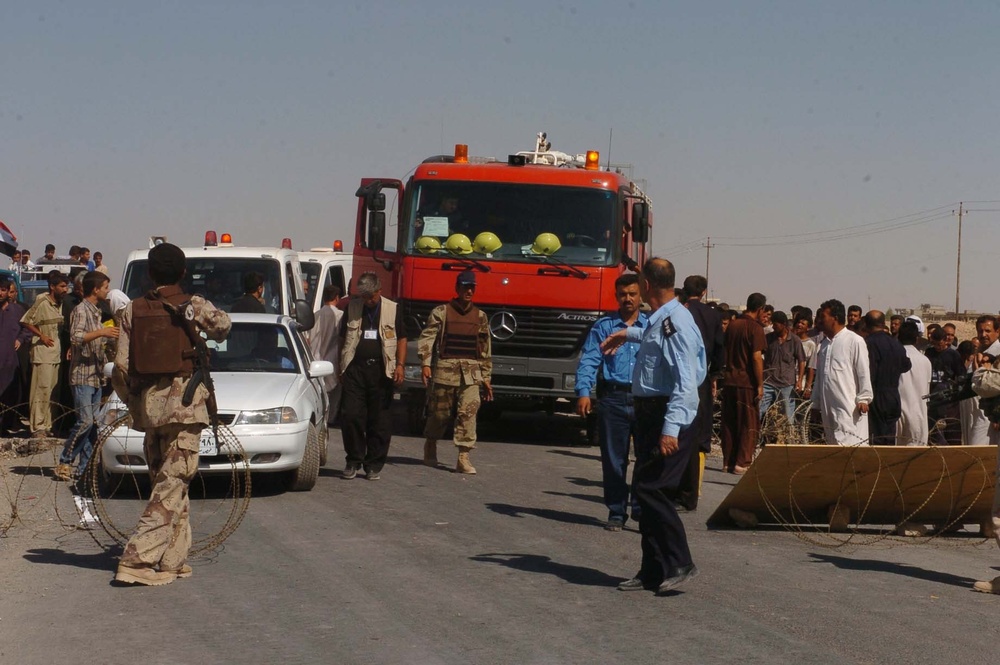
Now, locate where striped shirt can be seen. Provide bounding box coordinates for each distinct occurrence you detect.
[69,299,107,388]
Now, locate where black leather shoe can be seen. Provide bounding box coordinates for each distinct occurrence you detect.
[656,564,699,595]
[618,576,658,591]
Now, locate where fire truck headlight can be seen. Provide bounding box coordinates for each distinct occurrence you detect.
[563,374,577,390]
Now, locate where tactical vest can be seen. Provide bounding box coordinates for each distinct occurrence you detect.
[340,297,399,379]
[439,301,483,360]
[129,286,196,378]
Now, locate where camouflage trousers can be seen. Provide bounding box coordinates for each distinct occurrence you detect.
[424,382,481,448]
[120,423,201,571]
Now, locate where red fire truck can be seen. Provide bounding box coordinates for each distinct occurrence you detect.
[351,133,652,434]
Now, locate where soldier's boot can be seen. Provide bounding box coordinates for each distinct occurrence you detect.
[456,447,477,475]
[114,564,176,586]
[423,439,439,467]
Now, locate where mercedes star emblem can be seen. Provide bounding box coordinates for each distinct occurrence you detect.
[489,311,517,341]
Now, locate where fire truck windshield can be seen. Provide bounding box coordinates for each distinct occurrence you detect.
[405,182,617,266]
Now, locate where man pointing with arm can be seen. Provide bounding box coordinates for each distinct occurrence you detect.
[601,258,706,595]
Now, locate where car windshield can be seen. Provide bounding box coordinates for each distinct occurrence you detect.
[404,182,618,266]
[204,322,299,373]
[123,258,284,313]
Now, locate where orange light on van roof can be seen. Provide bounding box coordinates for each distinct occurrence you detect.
[281,238,292,249]
[454,144,469,163]
[220,233,233,245]
[585,150,600,170]
[333,240,344,252]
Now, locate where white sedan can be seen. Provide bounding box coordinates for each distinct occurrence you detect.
[101,314,333,491]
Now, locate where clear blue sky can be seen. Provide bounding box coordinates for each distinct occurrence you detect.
[4,1,999,313]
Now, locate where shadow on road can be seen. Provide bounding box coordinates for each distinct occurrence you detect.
[485,502,603,527]
[7,465,54,478]
[470,552,621,587]
[543,490,603,505]
[23,547,119,571]
[808,552,977,588]
[563,476,603,488]
[548,449,600,462]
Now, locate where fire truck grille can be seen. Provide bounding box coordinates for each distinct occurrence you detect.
[402,301,599,359]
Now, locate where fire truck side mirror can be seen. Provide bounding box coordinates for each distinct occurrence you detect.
[367,211,386,251]
[631,202,649,244]
[367,192,386,212]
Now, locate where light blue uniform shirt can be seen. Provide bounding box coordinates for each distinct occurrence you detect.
[575,312,649,396]
[625,298,707,437]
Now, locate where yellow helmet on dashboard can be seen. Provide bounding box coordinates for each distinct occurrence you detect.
[445,233,473,255]
[414,236,441,254]
[531,232,561,256]
[473,232,502,254]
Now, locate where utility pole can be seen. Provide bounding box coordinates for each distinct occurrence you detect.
[704,236,715,285]
[955,202,964,316]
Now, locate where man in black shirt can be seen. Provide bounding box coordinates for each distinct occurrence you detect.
[864,310,911,445]
[925,327,965,445]
[338,272,406,480]
[231,272,266,313]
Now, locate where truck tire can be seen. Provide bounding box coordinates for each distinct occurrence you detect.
[406,391,427,436]
[585,411,599,446]
[288,422,321,491]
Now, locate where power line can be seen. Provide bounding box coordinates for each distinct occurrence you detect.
[711,203,956,242]
[713,211,952,248]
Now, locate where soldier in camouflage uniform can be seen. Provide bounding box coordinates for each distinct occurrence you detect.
[418,270,492,474]
[112,243,231,586]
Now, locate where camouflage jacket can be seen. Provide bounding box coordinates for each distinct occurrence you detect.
[418,303,492,387]
[113,291,231,431]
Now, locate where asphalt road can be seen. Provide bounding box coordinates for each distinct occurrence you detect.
[3,409,1000,665]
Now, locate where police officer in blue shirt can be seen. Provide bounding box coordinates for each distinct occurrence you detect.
[575,273,648,531]
[602,258,707,595]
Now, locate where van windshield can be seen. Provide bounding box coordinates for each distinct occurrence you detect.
[123,258,284,313]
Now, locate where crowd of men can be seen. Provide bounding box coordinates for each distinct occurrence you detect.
[7,243,1000,594]
[6,244,109,276]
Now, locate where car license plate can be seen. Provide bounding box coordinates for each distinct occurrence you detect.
[198,432,217,456]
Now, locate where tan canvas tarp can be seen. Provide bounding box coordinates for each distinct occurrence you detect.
[707,445,998,528]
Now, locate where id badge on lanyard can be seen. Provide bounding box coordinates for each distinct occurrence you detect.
[364,329,378,340]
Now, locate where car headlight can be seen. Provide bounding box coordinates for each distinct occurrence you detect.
[234,407,298,425]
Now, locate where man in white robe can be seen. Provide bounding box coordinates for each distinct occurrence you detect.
[309,285,344,425]
[895,320,931,446]
[813,299,873,446]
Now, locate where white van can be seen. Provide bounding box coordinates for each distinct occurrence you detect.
[121,233,310,322]
[296,242,353,311]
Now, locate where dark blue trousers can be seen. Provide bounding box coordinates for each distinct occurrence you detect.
[597,389,642,523]
[633,396,694,584]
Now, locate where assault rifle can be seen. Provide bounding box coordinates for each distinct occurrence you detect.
[925,356,1000,425]
[161,300,220,441]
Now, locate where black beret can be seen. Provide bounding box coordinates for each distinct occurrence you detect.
[148,242,186,273]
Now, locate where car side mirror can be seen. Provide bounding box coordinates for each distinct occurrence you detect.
[631,202,649,244]
[293,299,315,331]
[307,360,335,378]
